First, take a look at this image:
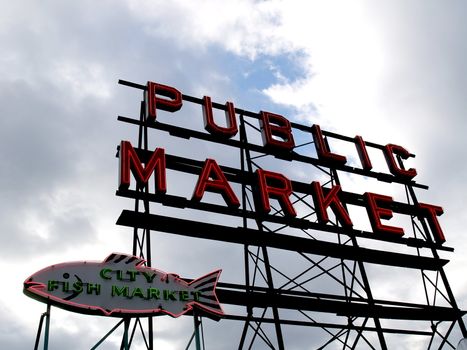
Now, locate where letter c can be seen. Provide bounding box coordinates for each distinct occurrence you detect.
[100,268,112,280]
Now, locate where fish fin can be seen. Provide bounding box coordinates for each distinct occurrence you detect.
[191,270,224,317]
[103,253,146,267]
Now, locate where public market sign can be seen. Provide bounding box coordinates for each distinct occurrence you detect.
[118,81,446,244]
[23,253,223,318]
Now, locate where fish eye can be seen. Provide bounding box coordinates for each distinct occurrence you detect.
[63,273,70,279]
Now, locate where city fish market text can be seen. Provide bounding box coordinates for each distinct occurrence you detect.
[46,268,202,302]
[24,253,223,318]
[117,81,447,244]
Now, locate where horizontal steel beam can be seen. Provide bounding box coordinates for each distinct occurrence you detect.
[221,313,433,335]
[215,287,462,321]
[116,188,452,252]
[117,210,448,270]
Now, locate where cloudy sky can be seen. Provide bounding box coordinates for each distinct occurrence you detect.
[1,0,467,349]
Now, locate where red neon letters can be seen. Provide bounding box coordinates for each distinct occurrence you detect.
[126,82,447,243]
[383,144,417,179]
[418,203,445,243]
[145,81,418,179]
[203,96,238,138]
[260,111,295,152]
[256,169,297,217]
[354,135,373,171]
[193,158,240,208]
[119,141,167,193]
[311,124,347,165]
[146,81,183,121]
[311,182,353,228]
[364,192,404,236]
[119,140,447,242]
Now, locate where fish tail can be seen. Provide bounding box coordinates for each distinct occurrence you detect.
[190,270,223,316]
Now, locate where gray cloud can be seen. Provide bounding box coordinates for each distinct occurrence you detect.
[2,1,467,349]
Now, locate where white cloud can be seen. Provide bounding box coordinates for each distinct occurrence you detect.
[126,0,289,58]
[53,61,112,101]
[125,0,395,138]
[259,2,388,136]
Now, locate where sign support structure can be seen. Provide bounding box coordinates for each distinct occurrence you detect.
[33,304,51,350]
[114,98,209,350]
[113,79,466,349]
[237,112,285,349]
[328,152,387,349]
[28,78,466,348]
[126,99,155,349]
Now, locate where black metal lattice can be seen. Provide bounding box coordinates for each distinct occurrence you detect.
[113,79,466,350]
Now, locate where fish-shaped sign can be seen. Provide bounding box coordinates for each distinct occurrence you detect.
[24,253,224,319]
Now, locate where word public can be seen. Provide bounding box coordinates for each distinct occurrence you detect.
[118,81,446,244]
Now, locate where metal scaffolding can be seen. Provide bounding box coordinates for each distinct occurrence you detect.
[113,79,466,349]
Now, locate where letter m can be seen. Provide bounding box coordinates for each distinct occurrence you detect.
[119,140,167,192]
[111,285,129,297]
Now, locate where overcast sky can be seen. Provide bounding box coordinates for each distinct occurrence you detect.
[1,1,467,349]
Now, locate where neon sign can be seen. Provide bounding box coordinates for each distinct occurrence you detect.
[118,81,446,244]
[23,253,224,318]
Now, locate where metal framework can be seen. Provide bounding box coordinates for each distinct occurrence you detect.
[110,79,466,349]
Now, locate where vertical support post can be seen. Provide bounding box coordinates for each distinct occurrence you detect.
[34,310,47,350]
[129,89,155,349]
[122,318,130,350]
[142,88,154,350]
[238,114,252,349]
[396,156,467,338]
[148,317,154,350]
[43,304,51,350]
[238,114,285,350]
[193,312,202,350]
[325,136,388,350]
